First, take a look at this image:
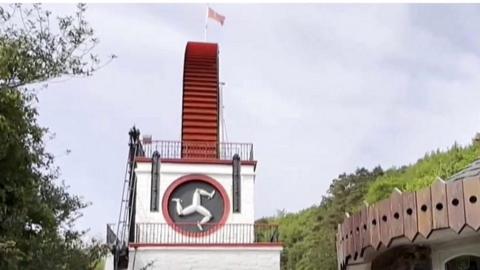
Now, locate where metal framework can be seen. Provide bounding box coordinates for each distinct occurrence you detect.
[111,127,143,270]
[141,139,254,161]
[135,223,279,245]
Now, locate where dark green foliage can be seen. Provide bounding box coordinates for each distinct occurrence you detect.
[0,4,110,269]
[270,167,384,270]
[269,138,479,270]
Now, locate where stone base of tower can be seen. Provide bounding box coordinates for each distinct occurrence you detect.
[125,244,282,270]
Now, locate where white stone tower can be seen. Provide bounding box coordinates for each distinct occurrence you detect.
[106,42,282,270]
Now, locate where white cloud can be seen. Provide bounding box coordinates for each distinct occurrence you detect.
[34,4,480,237]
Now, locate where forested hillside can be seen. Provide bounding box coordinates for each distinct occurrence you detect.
[263,134,480,270]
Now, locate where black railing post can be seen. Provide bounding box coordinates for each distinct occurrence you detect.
[150,151,161,212]
[249,145,254,161]
[232,154,241,213]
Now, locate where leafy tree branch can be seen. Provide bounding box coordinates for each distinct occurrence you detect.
[0,3,113,269]
[0,3,116,90]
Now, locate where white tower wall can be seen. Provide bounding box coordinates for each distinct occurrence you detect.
[133,161,256,244]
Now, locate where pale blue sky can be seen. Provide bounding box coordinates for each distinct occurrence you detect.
[36,4,480,239]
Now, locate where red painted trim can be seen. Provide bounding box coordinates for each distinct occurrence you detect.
[135,156,153,163]
[161,158,257,167]
[161,174,230,237]
[129,243,283,248]
[135,157,257,168]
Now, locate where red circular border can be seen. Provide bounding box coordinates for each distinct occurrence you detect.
[162,174,230,237]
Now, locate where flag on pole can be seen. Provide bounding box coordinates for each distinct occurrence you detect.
[208,7,225,26]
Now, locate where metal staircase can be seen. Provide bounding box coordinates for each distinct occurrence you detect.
[110,127,143,270]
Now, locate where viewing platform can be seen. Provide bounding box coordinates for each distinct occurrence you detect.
[138,138,255,161]
[108,223,279,246]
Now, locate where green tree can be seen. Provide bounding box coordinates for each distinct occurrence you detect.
[0,4,113,269]
[271,134,479,269]
[366,141,480,203]
[273,167,384,270]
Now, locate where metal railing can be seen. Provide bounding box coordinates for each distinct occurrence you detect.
[135,223,278,244]
[141,140,254,161]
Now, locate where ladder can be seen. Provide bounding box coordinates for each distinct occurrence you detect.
[114,127,142,270]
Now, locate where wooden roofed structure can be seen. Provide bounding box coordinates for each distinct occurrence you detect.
[336,159,480,270]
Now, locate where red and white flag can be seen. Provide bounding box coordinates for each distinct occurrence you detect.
[208,7,225,26]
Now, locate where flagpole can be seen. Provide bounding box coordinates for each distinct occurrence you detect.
[204,4,208,42]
